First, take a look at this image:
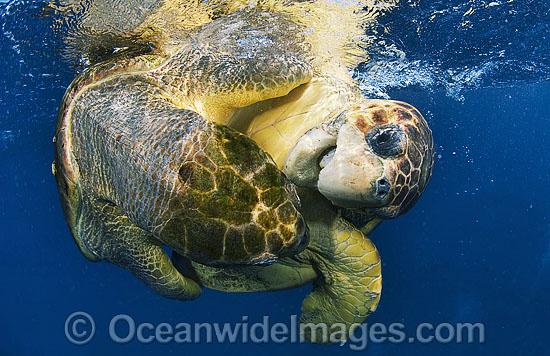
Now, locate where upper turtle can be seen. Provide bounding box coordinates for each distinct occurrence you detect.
[53,12,322,303]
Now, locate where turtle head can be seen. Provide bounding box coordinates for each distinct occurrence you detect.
[284,100,434,219]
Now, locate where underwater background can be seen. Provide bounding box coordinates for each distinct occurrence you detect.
[0,0,548,355]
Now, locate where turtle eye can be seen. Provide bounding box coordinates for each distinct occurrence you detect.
[365,124,406,158]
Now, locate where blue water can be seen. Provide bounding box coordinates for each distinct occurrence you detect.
[1,1,549,355]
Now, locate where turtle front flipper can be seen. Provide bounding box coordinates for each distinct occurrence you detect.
[282,189,383,344]
[299,217,381,344]
[149,11,313,123]
[78,195,202,301]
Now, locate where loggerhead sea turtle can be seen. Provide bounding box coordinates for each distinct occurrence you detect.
[53,2,433,343]
[52,34,312,301]
[167,9,434,342]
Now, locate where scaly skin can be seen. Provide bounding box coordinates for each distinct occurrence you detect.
[298,217,381,344]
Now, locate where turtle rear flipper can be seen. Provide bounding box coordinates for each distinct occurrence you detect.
[77,195,202,301]
[174,252,317,292]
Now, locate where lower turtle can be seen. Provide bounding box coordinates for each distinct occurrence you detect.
[167,10,434,343]
[174,95,434,343]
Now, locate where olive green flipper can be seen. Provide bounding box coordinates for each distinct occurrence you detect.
[299,217,381,344]
[190,50,312,122]
[172,252,317,292]
[77,196,202,301]
[150,11,313,123]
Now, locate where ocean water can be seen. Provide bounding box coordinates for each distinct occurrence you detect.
[0,1,549,355]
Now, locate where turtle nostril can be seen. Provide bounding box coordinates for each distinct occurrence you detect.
[376,178,390,199]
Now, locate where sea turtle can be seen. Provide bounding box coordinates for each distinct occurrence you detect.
[53,31,312,301]
[165,9,434,343]
[53,2,433,344]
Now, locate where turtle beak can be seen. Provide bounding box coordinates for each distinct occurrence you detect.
[283,126,337,188]
[285,119,391,209]
[317,123,388,208]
